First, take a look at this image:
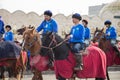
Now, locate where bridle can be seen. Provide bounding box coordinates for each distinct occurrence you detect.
[94,31,105,43]
[22,35,38,50]
[41,34,68,59]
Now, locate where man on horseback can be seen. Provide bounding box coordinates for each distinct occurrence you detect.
[82,19,91,47]
[36,10,58,34]
[36,10,58,67]
[0,16,5,40]
[104,20,120,56]
[67,13,85,70]
[3,25,14,41]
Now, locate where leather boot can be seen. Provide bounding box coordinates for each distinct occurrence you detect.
[74,54,83,70]
[113,45,120,57]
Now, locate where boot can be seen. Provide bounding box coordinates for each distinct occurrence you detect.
[113,45,120,57]
[74,54,83,70]
[48,59,54,68]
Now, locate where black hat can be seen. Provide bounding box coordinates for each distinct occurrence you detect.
[44,10,52,17]
[104,20,112,25]
[72,13,82,21]
[5,25,12,30]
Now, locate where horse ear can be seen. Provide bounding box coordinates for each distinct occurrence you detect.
[101,28,104,32]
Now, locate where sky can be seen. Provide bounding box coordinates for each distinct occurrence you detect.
[0,0,115,16]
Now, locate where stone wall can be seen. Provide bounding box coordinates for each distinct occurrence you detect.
[0,9,120,36]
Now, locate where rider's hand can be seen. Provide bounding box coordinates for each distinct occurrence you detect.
[106,32,110,36]
[66,35,73,40]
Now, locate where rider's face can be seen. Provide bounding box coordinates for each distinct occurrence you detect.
[105,24,110,28]
[44,15,51,21]
[82,21,87,27]
[72,18,79,24]
[5,27,10,32]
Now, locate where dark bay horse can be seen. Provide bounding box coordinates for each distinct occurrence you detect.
[22,27,106,80]
[0,41,27,80]
[92,27,120,80]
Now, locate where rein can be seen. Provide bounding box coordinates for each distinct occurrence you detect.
[41,37,68,50]
[41,35,68,60]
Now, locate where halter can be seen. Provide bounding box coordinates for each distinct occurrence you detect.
[22,36,37,50]
[94,31,106,43]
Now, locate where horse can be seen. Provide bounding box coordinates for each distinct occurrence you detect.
[0,41,27,80]
[22,28,50,80]
[92,27,120,80]
[22,28,106,80]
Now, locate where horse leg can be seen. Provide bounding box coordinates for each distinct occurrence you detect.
[8,67,13,79]
[58,75,66,80]
[106,67,110,80]
[0,67,5,80]
[32,68,43,80]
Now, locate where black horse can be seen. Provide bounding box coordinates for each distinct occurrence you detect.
[41,32,106,80]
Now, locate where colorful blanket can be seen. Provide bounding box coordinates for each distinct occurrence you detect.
[54,45,106,79]
[0,41,21,59]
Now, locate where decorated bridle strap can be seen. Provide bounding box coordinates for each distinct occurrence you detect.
[52,38,68,49]
[41,38,68,50]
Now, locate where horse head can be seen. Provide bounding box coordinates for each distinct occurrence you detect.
[17,25,35,35]
[40,32,57,56]
[92,27,105,43]
[22,27,41,56]
[92,27,110,52]
[41,32,69,60]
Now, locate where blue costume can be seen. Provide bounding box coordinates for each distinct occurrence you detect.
[84,27,90,47]
[105,26,117,40]
[4,31,14,41]
[84,27,90,39]
[69,24,85,53]
[36,19,58,34]
[105,26,117,45]
[36,10,58,34]
[0,19,5,38]
[104,20,120,56]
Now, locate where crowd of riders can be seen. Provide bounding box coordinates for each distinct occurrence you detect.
[0,10,120,70]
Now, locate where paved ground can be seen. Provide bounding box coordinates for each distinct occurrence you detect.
[4,71,120,80]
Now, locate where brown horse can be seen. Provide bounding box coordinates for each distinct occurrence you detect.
[0,41,27,80]
[93,27,120,80]
[22,28,106,80]
[22,28,44,80]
